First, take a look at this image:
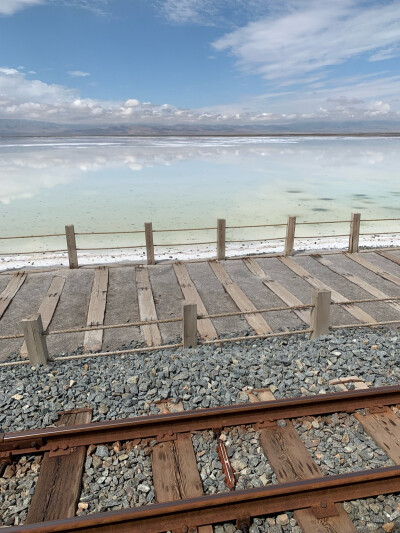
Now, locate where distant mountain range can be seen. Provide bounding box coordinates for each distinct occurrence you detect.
[0,118,399,136]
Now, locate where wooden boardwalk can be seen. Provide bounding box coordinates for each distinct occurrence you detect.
[1,249,400,360]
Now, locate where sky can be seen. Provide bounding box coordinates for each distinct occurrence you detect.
[1,0,400,127]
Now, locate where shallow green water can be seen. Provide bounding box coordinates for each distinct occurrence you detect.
[0,136,399,253]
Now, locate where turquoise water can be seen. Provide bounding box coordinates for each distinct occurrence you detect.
[0,136,399,253]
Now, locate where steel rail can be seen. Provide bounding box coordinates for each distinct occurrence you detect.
[6,466,400,532]
[2,385,400,456]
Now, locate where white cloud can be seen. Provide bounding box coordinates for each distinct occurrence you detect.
[0,0,44,15]
[213,1,400,81]
[1,64,399,128]
[158,0,275,26]
[68,70,91,78]
[0,0,110,16]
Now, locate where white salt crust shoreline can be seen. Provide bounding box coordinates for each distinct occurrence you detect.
[0,234,399,272]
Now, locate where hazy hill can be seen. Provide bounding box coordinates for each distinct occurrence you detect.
[0,118,399,136]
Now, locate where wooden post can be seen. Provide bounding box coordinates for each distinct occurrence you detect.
[217,218,226,261]
[145,222,155,265]
[310,289,331,340]
[182,303,197,348]
[21,313,49,365]
[348,212,361,253]
[65,225,78,269]
[284,216,296,256]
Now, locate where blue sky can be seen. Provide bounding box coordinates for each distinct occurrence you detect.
[1,0,400,127]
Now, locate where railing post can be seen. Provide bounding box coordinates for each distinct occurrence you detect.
[21,313,49,365]
[284,216,296,256]
[65,225,78,269]
[182,303,197,348]
[217,218,226,260]
[145,222,155,265]
[310,289,331,340]
[348,212,361,253]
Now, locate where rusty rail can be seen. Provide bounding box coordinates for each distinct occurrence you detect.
[7,467,400,532]
[3,385,400,532]
[2,385,400,456]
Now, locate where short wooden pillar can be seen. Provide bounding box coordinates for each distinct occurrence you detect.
[145,222,155,265]
[348,212,361,253]
[65,225,78,269]
[310,290,331,340]
[182,303,197,348]
[217,219,226,261]
[21,313,49,365]
[284,216,296,256]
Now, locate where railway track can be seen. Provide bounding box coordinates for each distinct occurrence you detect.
[2,385,400,532]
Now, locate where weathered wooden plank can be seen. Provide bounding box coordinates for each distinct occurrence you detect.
[83,267,109,353]
[338,379,400,466]
[355,407,400,464]
[0,272,27,319]
[346,252,400,287]
[145,222,155,265]
[348,213,361,253]
[279,256,377,324]
[182,303,197,348]
[284,215,296,256]
[21,313,49,365]
[135,266,162,346]
[310,289,331,340]
[26,409,92,524]
[152,433,212,533]
[20,276,65,358]
[377,250,400,267]
[209,260,273,334]
[173,262,217,340]
[65,225,78,269]
[217,218,226,261]
[243,258,310,324]
[313,255,400,314]
[256,394,356,531]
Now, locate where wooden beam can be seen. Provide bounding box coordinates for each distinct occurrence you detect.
[65,225,78,269]
[279,256,377,324]
[152,433,213,533]
[348,213,361,253]
[284,216,296,256]
[0,272,27,319]
[135,266,162,346]
[243,257,310,325]
[345,252,400,287]
[182,303,197,348]
[145,222,155,265]
[21,313,49,366]
[209,260,273,334]
[310,289,331,340]
[173,262,217,340]
[217,218,226,261]
[26,409,92,524]
[20,276,65,358]
[336,380,400,468]
[83,267,109,353]
[253,390,357,532]
[377,250,400,268]
[313,254,400,315]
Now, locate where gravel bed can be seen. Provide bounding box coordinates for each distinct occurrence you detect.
[192,431,225,494]
[220,426,276,489]
[2,327,399,433]
[1,326,400,530]
[78,440,154,515]
[0,455,42,527]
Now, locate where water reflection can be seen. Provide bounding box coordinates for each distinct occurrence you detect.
[0,137,399,245]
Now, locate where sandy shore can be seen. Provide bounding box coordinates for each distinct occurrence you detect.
[1,234,399,271]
